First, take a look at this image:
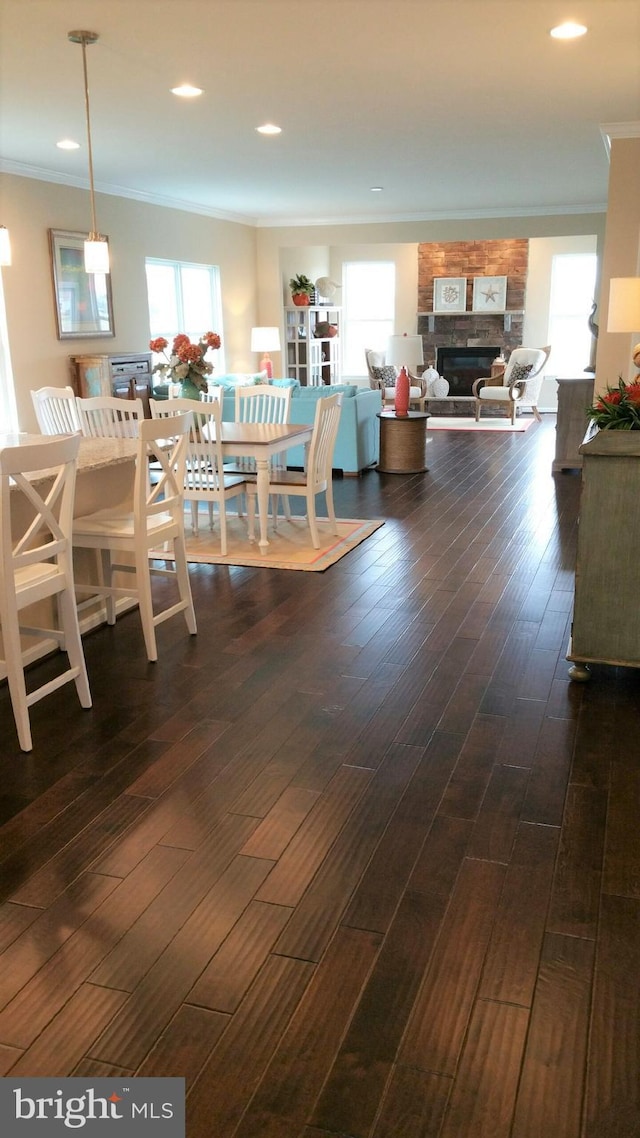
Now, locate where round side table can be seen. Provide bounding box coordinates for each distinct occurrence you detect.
[377,411,429,474]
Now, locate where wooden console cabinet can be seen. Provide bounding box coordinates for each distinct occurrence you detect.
[70,352,153,416]
[567,425,640,679]
[552,376,594,472]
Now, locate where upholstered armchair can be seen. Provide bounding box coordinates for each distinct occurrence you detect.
[364,348,427,411]
[472,346,551,424]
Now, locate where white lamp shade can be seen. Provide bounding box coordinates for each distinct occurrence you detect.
[251,326,281,353]
[387,333,424,368]
[84,237,110,274]
[0,226,11,266]
[608,278,640,332]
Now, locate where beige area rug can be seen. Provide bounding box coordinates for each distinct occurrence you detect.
[152,514,384,571]
[428,416,535,433]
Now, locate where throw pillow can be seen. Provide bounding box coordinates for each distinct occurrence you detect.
[370,364,398,389]
[368,351,385,368]
[509,362,533,386]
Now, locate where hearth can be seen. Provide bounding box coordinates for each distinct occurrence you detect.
[436,345,501,396]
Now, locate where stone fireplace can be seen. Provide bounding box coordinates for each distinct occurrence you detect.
[417,240,528,378]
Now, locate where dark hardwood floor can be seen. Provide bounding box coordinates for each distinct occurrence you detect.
[1,414,639,1137]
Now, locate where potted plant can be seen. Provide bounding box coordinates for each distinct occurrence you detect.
[289,274,315,307]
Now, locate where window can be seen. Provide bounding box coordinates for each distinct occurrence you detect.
[548,253,597,377]
[145,259,225,373]
[342,261,395,376]
[0,273,18,432]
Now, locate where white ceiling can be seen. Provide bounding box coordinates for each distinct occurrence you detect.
[1,0,639,227]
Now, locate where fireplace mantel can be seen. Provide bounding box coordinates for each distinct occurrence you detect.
[418,310,524,333]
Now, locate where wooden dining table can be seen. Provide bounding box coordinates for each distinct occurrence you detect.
[215,420,314,551]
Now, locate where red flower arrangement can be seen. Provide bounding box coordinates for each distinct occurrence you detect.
[149,332,221,394]
[588,377,640,430]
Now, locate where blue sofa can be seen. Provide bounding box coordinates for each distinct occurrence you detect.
[220,382,382,476]
[152,378,382,475]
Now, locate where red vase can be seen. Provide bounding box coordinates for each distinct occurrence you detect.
[292,294,310,307]
[394,366,410,416]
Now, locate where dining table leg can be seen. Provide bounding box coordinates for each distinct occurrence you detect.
[255,456,271,550]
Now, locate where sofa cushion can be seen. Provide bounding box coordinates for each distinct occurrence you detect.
[213,372,267,389]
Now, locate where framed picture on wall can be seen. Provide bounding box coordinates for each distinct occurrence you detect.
[472,275,507,313]
[433,277,467,312]
[49,229,115,339]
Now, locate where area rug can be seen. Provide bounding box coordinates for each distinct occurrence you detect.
[428,416,535,433]
[151,515,384,571]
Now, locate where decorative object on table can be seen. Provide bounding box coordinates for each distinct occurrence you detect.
[433,277,467,313]
[607,276,640,379]
[313,321,338,338]
[585,298,599,373]
[587,376,640,429]
[67,30,109,274]
[250,326,280,379]
[315,277,341,302]
[289,273,315,306]
[472,275,507,312]
[49,229,114,339]
[422,365,449,398]
[387,333,424,417]
[149,331,221,397]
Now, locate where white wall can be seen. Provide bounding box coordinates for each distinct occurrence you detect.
[1,173,257,431]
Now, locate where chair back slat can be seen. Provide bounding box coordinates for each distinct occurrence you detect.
[235,384,292,425]
[31,387,81,435]
[77,396,144,438]
[306,393,343,490]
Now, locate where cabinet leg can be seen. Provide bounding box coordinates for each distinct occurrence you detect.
[568,662,591,682]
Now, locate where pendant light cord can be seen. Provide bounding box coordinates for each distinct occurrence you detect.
[79,35,99,240]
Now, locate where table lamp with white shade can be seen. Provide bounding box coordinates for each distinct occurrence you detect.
[387,333,424,416]
[250,326,281,380]
[607,277,640,376]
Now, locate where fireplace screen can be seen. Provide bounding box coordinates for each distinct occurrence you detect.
[436,346,501,396]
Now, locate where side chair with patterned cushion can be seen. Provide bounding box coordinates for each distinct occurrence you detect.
[472,346,551,424]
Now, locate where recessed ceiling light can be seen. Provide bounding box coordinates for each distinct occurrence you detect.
[171,84,203,97]
[57,139,80,150]
[550,21,587,39]
[256,123,281,135]
[370,186,383,192]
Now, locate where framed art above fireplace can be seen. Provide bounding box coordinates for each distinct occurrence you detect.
[472,275,507,313]
[433,277,467,313]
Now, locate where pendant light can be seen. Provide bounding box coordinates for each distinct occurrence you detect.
[68,30,109,274]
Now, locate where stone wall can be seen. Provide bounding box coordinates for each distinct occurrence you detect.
[417,239,529,363]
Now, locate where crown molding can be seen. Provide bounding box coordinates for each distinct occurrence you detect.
[0,159,257,227]
[1,157,607,230]
[600,121,640,159]
[255,202,608,228]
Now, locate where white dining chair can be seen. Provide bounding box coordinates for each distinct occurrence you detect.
[72,413,197,662]
[0,434,92,751]
[149,397,246,554]
[246,392,343,548]
[76,395,144,438]
[230,384,294,518]
[200,387,223,403]
[31,386,82,435]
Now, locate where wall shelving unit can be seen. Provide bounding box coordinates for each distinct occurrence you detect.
[284,306,341,386]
